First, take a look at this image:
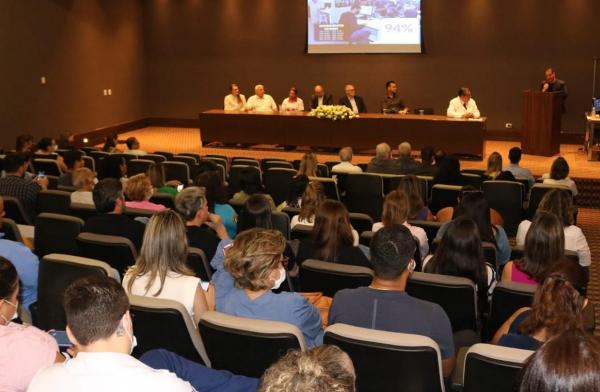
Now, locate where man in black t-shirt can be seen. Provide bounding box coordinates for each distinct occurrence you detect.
[541,67,567,112]
[329,224,456,377]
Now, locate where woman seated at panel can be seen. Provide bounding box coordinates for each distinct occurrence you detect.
[290,181,325,229]
[210,228,324,347]
[372,190,428,258]
[223,83,246,112]
[231,167,276,209]
[0,257,65,392]
[123,210,209,324]
[492,260,589,351]
[541,156,578,196]
[516,189,590,269]
[280,87,305,112]
[70,167,96,206]
[485,151,516,181]
[297,200,370,268]
[396,175,433,221]
[502,212,565,285]
[436,186,504,226]
[435,191,511,266]
[195,171,237,239]
[124,173,168,212]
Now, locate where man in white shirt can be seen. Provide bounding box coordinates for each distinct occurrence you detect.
[446,87,480,119]
[124,137,147,156]
[332,147,362,174]
[245,84,277,112]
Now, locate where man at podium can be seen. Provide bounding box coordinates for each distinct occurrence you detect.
[541,67,567,112]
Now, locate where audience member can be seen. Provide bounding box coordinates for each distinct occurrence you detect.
[98,154,127,181]
[505,147,534,187]
[413,145,438,176]
[15,134,35,154]
[503,212,565,285]
[147,163,180,196]
[175,186,228,261]
[516,189,590,268]
[35,137,68,172]
[246,84,277,112]
[57,149,84,187]
[518,330,600,392]
[83,178,146,250]
[367,143,397,174]
[493,260,588,350]
[485,151,516,181]
[124,137,147,156]
[279,175,309,210]
[195,171,237,238]
[395,142,418,174]
[435,186,504,226]
[211,228,323,346]
[434,149,446,166]
[70,167,95,206]
[432,155,463,186]
[223,83,247,112]
[0,257,63,392]
[436,191,511,265]
[29,274,255,391]
[232,167,276,209]
[56,131,75,150]
[124,174,167,212]
[280,87,304,111]
[331,147,362,174]
[102,132,120,153]
[328,225,455,376]
[297,152,319,177]
[0,153,48,222]
[259,345,355,392]
[542,156,577,196]
[297,200,369,268]
[290,181,325,229]
[123,210,209,323]
[372,190,428,258]
[396,175,432,221]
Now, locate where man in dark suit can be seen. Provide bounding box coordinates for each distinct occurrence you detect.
[541,67,567,112]
[310,84,333,109]
[339,84,367,113]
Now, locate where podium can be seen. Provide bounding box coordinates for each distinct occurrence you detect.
[521,90,562,156]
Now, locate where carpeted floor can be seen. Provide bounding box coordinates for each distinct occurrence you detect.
[578,208,600,335]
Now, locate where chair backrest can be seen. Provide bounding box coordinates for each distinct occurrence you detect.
[171,155,198,168]
[142,154,167,164]
[262,160,293,171]
[482,181,524,237]
[2,196,31,225]
[510,244,579,266]
[309,176,340,200]
[127,159,155,176]
[290,224,313,241]
[324,323,445,392]
[408,220,443,247]
[299,259,373,297]
[482,241,498,269]
[123,206,155,220]
[82,155,95,173]
[263,168,297,206]
[484,281,536,341]
[271,211,291,239]
[429,184,463,214]
[345,173,384,221]
[149,193,176,209]
[228,165,261,195]
[36,190,72,215]
[406,272,478,332]
[69,203,97,221]
[32,158,62,176]
[231,157,260,167]
[34,213,84,258]
[163,161,190,184]
[36,253,113,331]
[460,173,484,189]
[77,232,138,275]
[204,156,229,172]
[178,153,202,163]
[198,311,306,378]
[88,150,110,162]
[187,247,213,281]
[128,295,210,365]
[317,163,329,178]
[462,343,533,392]
[348,212,374,234]
[1,217,24,243]
[111,153,137,163]
[526,183,570,219]
[154,151,174,160]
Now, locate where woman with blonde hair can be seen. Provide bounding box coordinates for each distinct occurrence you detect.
[124,173,167,212]
[290,181,325,229]
[485,151,515,181]
[123,210,209,323]
[211,228,323,346]
[70,167,95,206]
[297,152,318,177]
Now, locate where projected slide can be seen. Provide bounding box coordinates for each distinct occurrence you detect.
[307,0,422,54]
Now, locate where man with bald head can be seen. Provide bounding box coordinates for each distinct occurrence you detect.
[367,143,398,174]
[309,84,333,109]
[339,84,367,114]
[245,84,277,112]
[331,147,362,174]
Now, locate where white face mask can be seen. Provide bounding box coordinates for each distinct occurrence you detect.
[1,299,18,325]
[122,319,138,355]
[272,267,286,290]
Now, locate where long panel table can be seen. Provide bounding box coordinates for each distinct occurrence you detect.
[198,110,486,158]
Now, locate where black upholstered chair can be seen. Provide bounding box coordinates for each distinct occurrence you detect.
[77,232,138,275]
[34,213,84,258]
[345,173,384,221]
[299,259,373,297]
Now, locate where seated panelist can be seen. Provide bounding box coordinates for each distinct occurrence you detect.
[339,84,367,114]
[245,84,277,112]
[446,87,480,119]
[310,84,333,109]
[280,87,305,112]
[223,83,246,111]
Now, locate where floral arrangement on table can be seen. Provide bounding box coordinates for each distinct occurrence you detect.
[308,105,358,121]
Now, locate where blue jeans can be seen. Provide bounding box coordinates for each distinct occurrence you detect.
[140,349,260,392]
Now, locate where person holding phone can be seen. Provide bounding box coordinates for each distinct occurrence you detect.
[0,257,65,392]
[0,153,48,222]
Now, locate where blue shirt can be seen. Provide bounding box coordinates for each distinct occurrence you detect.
[215,204,237,239]
[211,240,323,347]
[504,164,535,188]
[497,310,541,351]
[0,235,39,311]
